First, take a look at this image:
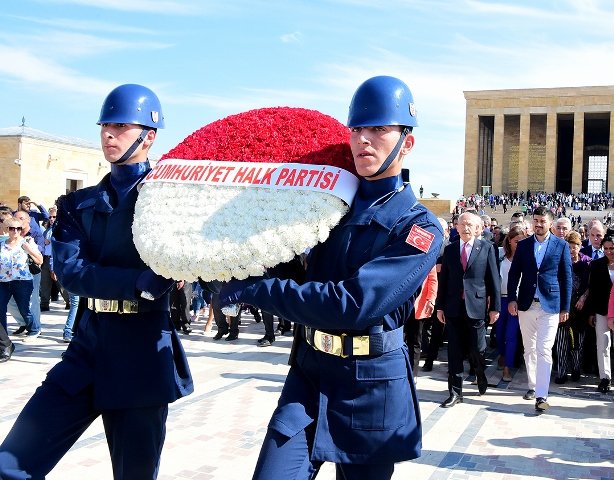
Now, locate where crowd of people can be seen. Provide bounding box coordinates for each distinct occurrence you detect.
[460,190,614,216]
[420,202,613,412]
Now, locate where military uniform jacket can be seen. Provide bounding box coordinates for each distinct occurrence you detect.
[241,182,443,464]
[49,172,193,410]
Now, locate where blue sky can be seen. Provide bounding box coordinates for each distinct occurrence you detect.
[2,0,614,200]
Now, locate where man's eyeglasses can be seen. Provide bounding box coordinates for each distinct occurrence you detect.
[8,226,22,232]
[49,215,56,218]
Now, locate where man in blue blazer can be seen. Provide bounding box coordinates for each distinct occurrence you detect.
[436,211,501,407]
[508,206,572,412]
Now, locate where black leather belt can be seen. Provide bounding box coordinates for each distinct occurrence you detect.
[302,326,404,358]
[87,298,167,314]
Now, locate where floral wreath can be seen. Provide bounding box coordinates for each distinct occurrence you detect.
[132,107,358,282]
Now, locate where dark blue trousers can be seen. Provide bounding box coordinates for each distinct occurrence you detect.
[252,426,395,480]
[0,381,168,479]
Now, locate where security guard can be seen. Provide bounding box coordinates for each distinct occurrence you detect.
[220,76,443,479]
[0,84,193,479]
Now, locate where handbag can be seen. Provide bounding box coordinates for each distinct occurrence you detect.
[27,255,42,275]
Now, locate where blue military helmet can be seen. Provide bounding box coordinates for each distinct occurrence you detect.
[347,75,417,128]
[97,84,165,129]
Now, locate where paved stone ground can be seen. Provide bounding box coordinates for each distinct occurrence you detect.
[1,302,613,480]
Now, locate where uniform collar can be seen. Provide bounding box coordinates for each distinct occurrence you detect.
[345,177,417,230]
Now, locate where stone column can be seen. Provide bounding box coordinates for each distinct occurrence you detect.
[463,112,479,195]
[518,113,530,192]
[544,112,557,192]
[572,112,585,193]
[492,113,504,193]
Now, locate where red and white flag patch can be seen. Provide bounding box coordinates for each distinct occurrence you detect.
[405,224,435,253]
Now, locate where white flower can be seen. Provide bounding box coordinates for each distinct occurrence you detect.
[133,182,349,282]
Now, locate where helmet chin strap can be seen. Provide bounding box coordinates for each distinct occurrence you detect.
[114,128,150,165]
[365,127,409,179]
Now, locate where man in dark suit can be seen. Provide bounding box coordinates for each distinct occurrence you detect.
[508,206,572,412]
[580,220,605,260]
[436,211,501,407]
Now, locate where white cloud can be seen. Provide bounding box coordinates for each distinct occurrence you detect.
[0,45,112,95]
[34,0,201,14]
[3,14,156,35]
[280,31,303,44]
[0,32,171,59]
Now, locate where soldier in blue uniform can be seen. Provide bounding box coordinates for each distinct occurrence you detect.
[0,84,193,479]
[220,76,443,480]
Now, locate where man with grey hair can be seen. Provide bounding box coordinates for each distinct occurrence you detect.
[437,217,449,242]
[436,211,500,407]
[580,220,605,260]
[554,217,572,239]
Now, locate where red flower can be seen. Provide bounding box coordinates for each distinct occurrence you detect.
[162,107,356,176]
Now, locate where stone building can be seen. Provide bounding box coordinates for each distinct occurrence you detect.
[0,125,108,209]
[463,86,614,196]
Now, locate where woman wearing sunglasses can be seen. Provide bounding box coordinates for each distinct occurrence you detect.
[0,217,43,339]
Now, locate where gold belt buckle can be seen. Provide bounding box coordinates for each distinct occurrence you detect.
[313,330,344,357]
[94,299,119,313]
[352,336,370,356]
[121,300,139,314]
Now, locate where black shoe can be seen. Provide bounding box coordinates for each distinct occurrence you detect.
[254,312,262,323]
[213,331,226,340]
[597,378,611,393]
[554,376,567,385]
[535,397,550,412]
[258,339,273,347]
[0,343,15,363]
[422,360,433,372]
[441,394,463,408]
[182,327,192,334]
[225,333,239,341]
[477,373,488,395]
[40,306,50,312]
[571,370,581,382]
[523,389,536,400]
[12,326,27,336]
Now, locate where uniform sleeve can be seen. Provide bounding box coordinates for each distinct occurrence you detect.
[240,219,442,331]
[51,194,144,300]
